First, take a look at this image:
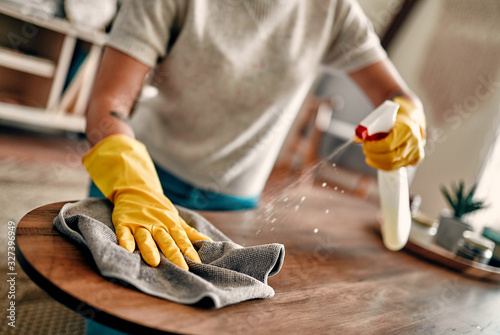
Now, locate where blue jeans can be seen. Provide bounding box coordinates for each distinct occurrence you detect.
[86,162,259,334]
[88,162,259,211]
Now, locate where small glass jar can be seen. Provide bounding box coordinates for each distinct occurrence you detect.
[410,211,438,245]
[453,231,495,264]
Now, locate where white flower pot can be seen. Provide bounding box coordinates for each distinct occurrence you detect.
[434,215,473,251]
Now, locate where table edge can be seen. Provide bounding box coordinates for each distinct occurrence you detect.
[15,201,183,335]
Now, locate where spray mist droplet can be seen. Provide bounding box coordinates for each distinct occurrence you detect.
[271,218,276,223]
[294,205,300,211]
[283,197,288,202]
[341,190,344,194]
[325,209,329,214]
[270,227,276,231]
[300,196,306,202]
[314,228,319,233]
[322,182,327,188]
[332,163,336,167]
[334,186,338,191]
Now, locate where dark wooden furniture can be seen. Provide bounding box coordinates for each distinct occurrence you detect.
[16,186,500,334]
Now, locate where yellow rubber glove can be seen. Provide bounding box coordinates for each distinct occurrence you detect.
[82,134,212,269]
[356,97,426,171]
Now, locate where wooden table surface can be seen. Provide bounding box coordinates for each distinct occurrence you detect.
[15,186,500,335]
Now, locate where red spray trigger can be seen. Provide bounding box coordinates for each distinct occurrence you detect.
[355,101,399,141]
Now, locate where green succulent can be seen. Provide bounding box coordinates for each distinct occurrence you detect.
[440,181,487,219]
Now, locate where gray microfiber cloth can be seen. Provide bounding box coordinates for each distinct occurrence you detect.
[53,198,285,308]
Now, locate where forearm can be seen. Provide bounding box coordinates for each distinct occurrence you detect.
[86,98,135,147]
[349,58,423,110]
[349,58,425,131]
[85,47,150,147]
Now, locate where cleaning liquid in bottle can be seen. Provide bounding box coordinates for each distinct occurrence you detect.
[355,101,411,251]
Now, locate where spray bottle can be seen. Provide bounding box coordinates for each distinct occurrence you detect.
[355,100,411,251]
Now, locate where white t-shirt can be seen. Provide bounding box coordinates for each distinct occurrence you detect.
[106,0,387,197]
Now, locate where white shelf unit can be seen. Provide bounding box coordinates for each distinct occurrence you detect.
[0,2,107,132]
[0,45,55,77]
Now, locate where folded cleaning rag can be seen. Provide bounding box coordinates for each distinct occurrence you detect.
[53,198,285,308]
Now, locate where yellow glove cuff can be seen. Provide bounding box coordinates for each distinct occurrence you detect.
[82,134,164,202]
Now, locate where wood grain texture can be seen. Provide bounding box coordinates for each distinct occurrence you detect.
[15,187,500,335]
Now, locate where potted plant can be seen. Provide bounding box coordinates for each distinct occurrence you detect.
[434,181,487,251]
